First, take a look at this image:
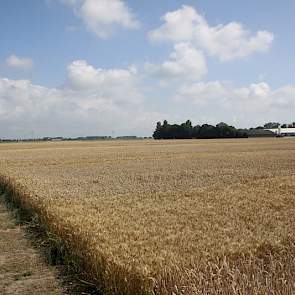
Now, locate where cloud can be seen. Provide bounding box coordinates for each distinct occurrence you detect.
[0,60,164,138]
[6,54,33,70]
[1,64,295,138]
[149,5,274,61]
[149,6,202,43]
[66,60,142,104]
[171,81,295,127]
[174,81,295,111]
[145,42,207,81]
[60,0,140,38]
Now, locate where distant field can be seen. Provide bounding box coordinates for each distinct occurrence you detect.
[1,138,295,294]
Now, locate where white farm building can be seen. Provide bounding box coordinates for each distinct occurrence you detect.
[266,127,295,137]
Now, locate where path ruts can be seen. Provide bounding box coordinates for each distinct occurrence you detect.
[0,197,64,295]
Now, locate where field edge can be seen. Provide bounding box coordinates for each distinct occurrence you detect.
[0,174,104,295]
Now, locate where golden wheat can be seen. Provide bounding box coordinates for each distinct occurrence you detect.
[1,138,295,294]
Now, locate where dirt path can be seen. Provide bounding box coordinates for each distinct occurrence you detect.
[0,197,64,295]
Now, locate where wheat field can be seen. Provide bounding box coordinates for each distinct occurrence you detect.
[1,138,295,294]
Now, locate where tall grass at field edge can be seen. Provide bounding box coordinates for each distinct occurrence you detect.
[0,175,103,294]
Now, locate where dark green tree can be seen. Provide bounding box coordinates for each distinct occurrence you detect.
[153,120,247,140]
[153,122,162,139]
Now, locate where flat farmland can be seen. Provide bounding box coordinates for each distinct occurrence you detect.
[1,138,295,294]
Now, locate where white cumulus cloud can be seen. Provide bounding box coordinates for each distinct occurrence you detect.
[149,5,274,61]
[66,60,142,104]
[174,81,295,111]
[145,42,207,81]
[172,81,295,127]
[60,0,140,38]
[0,60,165,138]
[6,54,34,70]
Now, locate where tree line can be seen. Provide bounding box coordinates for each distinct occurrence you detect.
[260,122,295,129]
[153,120,248,139]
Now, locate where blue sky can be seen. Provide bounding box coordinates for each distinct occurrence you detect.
[0,0,294,138]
